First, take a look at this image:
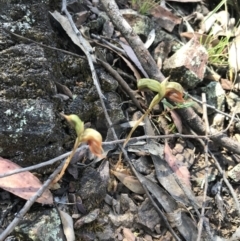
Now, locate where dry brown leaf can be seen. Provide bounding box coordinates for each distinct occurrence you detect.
[229,35,240,73]
[111,170,145,194]
[59,210,75,241]
[0,157,53,204]
[220,78,233,90]
[55,81,73,99]
[150,5,181,32]
[170,110,182,133]
[119,39,148,78]
[164,143,191,187]
[122,228,136,241]
[49,11,95,61]
[94,40,142,80]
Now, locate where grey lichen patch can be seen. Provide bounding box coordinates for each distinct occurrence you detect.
[98,70,118,92]
[3,4,35,34]
[0,98,64,167]
[0,44,56,99]
[122,11,154,38]
[14,207,65,241]
[201,82,225,111]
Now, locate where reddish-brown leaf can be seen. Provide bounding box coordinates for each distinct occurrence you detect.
[165,90,185,103]
[0,157,53,204]
[150,5,181,32]
[170,110,182,133]
[164,143,191,187]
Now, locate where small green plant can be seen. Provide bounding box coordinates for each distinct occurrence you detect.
[206,35,230,67]
[52,114,103,184]
[131,0,159,15]
[123,77,185,147]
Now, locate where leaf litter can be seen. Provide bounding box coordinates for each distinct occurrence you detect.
[0,157,53,205]
[2,0,240,240]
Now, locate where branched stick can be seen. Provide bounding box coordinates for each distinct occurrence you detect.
[0,162,65,240]
[186,91,240,123]
[209,150,240,216]
[100,0,165,81]
[97,58,144,113]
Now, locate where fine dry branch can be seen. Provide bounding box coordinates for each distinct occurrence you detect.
[100,0,165,81]
[0,162,65,241]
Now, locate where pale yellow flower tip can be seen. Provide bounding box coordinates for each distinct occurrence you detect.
[60,113,84,138]
[81,128,104,158]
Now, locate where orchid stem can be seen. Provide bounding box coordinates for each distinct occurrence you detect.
[123,109,150,148]
[52,138,80,184]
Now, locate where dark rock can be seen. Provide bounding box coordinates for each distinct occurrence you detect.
[13,207,66,241]
[163,37,208,89]
[120,193,137,213]
[137,198,161,232]
[77,161,109,212]
[132,156,153,175]
[0,44,66,167]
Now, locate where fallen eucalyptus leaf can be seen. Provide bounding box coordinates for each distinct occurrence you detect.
[170,110,182,133]
[144,29,155,49]
[150,5,181,32]
[229,35,240,73]
[123,228,136,241]
[112,170,145,194]
[0,157,53,204]
[164,143,191,187]
[55,82,73,99]
[59,210,75,241]
[74,208,100,229]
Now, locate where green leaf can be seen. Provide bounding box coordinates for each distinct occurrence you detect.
[137,78,162,93]
[137,77,170,106]
[166,82,183,94]
[60,114,84,139]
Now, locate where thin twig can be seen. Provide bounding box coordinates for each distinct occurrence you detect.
[214,105,238,136]
[52,138,79,184]
[0,146,88,179]
[91,34,127,56]
[197,93,211,241]
[97,58,144,113]
[3,28,86,60]
[186,91,240,123]
[121,149,181,241]
[0,162,64,240]
[2,129,235,180]
[187,130,214,241]
[209,150,240,216]
[61,0,105,99]
[0,132,211,180]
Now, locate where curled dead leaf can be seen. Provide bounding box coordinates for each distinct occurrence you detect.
[111,170,145,194]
